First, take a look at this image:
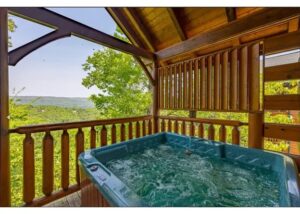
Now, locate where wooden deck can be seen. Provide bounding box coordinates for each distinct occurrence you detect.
[44,191,81,207]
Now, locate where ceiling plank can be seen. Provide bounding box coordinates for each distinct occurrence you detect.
[225,8,236,22]
[167,8,186,41]
[123,8,156,52]
[156,8,300,61]
[8,7,154,60]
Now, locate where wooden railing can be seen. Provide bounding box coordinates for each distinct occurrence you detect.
[9,115,153,207]
[158,116,247,145]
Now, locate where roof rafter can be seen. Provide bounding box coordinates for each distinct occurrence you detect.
[8,7,154,60]
[156,8,300,61]
[123,8,156,52]
[167,8,186,41]
[225,8,236,22]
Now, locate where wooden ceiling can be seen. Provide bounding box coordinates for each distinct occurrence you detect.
[107,8,300,66]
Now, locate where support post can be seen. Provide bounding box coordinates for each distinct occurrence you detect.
[248,112,263,149]
[153,60,159,133]
[0,8,11,206]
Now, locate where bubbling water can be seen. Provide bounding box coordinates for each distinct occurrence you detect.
[105,144,280,207]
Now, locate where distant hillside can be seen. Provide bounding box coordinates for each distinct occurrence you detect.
[12,96,95,109]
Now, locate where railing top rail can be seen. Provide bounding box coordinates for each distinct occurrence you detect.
[158,116,248,126]
[10,115,153,134]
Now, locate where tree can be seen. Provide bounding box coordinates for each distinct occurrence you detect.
[82,27,152,118]
[8,17,17,47]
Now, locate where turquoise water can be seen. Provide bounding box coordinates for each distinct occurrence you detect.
[105,143,280,207]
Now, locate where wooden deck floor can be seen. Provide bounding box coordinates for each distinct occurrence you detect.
[44,191,81,207]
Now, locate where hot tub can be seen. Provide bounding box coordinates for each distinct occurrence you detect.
[79,132,300,207]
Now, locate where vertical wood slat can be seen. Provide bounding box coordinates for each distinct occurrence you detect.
[240,46,248,110]
[75,128,84,185]
[169,66,174,109]
[174,65,178,109]
[198,123,204,138]
[208,124,215,140]
[136,121,140,138]
[23,133,35,204]
[222,51,229,110]
[249,43,260,111]
[61,130,69,191]
[159,68,164,109]
[194,59,199,110]
[174,120,179,133]
[219,125,226,142]
[200,57,206,109]
[120,123,126,141]
[90,127,96,149]
[101,125,107,146]
[214,53,221,110]
[148,120,153,135]
[178,64,183,109]
[230,49,238,110]
[207,56,213,109]
[232,126,240,145]
[43,131,54,196]
[183,62,188,109]
[111,124,116,144]
[142,120,146,136]
[165,67,169,109]
[188,61,193,109]
[128,122,133,139]
[168,119,172,132]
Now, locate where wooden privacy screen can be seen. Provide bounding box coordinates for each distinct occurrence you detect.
[158,42,262,112]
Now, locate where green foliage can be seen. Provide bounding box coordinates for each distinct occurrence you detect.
[8,17,16,47]
[82,27,152,118]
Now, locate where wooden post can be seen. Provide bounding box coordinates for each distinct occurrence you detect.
[248,112,263,149]
[153,60,159,133]
[0,8,11,207]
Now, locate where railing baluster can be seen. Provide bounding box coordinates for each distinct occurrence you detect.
[101,125,107,146]
[120,123,126,141]
[168,119,172,132]
[181,121,186,135]
[111,124,116,144]
[128,122,133,139]
[190,122,195,136]
[198,123,204,138]
[161,119,166,132]
[90,126,96,149]
[136,121,140,138]
[148,120,152,135]
[76,128,84,185]
[174,120,179,133]
[142,120,146,136]
[61,130,69,191]
[23,133,35,204]
[208,124,215,140]
[232,126,240,145]
[219,125,226,142]
[43,131,54,196]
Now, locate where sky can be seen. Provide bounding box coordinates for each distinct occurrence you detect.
[9,8,117,98]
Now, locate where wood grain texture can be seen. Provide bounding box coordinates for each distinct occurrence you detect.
[265,62,300,82]
[61,130,69,191]
[43,132,54,196]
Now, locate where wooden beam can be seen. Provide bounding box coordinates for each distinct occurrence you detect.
[156,8,300,60]
[264,30,300,54]
[8,7,154,60]
[248,112,263,149]
[264,94,300,110]
[264,123,300,142]
[105,8,154,85]
[225,8,236,22]
[265,62,300,82]
[123,8,155,52]
[167,8,186,41]
[9,30,71,66]
[0,8,11,206]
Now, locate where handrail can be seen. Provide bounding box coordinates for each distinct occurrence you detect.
[10,115,153,134]
[158,116,247,126]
